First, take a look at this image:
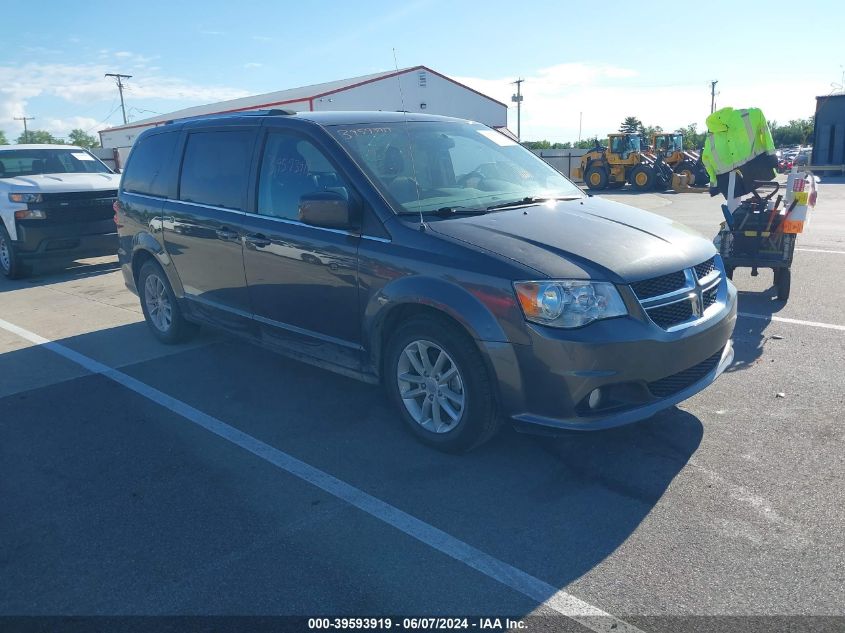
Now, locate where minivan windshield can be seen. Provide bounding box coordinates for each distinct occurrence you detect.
[0,148,112,178]
[330,121,583,214]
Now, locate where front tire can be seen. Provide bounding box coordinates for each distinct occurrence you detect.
[385,315,499,452]
[0,223,26,280]
[584,165,609,190]
[630,165,655,191]
[138,260,197,344]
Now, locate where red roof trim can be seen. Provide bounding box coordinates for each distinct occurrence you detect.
[101,66,507,134]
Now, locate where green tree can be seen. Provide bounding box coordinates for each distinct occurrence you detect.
[522,140,552,150]
[770,117,814,147]
[16,129,64,144]
[640,124,663,145]
[0,129,8,145]
[619,116,643,134]
[574,137,601,149]
[551,141,572,149]
[68,128,100,149]
[675,123,706,150]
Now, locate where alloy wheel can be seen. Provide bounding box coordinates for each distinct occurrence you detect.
[144,274,173,332]
[396,339,466,434]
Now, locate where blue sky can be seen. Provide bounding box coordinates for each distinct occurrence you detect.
[1,0,842,143]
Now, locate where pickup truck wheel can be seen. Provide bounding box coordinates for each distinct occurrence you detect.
[385,316,499,453]
[138,260,197,344]
[0,223,26,280]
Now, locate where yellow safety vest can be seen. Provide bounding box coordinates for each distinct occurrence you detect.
[702,107,776,185]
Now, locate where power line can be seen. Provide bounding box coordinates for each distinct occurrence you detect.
[13,116,35,143]
[104,73,133,125]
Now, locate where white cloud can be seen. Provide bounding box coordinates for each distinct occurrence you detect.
[454,63,825,142]
[244,62,263,69]
[0,61,250,137]
[251,35,273,42]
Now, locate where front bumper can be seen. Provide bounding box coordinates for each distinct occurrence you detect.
[485,282,737,433]
[15,220,118,261]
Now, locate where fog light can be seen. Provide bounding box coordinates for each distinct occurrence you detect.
[588,388,602,410]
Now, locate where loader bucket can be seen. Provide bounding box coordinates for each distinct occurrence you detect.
[671,173,708,193]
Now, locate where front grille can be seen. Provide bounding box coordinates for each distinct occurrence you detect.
[703,286,718,310]
[40,190,117,203]
[648,349,723,398]
[694,257,716,279]
[32,190,117,224]
[647,299,694,329]
[631,270,686,300]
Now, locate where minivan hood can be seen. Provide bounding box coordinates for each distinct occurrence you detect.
[0,172,120,192]
[426,196,716,282]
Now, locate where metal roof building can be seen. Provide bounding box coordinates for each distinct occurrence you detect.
[99,66,509,149]
[812,93,845,169]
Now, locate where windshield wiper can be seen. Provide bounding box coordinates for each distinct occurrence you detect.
[486,196,580,211]
[430,206,489,217]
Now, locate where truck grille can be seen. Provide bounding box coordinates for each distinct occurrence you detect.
[33,190,117,224]
[694,257,716,279]
[648,299,694,329]
[648,348,723,397]
[633,257,723,330]
[631,270,686,300]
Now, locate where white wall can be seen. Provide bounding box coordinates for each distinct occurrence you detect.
[313,69,506,128]
[99,100,313,149]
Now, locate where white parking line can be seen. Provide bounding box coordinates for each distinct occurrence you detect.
[738,312,845,332]
[796,248,845,255]
[0,316,640,633]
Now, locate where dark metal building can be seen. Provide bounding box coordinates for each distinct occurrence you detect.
[812,94,845,168]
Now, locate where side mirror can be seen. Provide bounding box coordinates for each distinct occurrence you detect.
[299,191,356,230]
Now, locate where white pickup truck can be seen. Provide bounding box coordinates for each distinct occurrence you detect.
[0,144,122,278]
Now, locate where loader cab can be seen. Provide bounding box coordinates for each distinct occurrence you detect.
[608,134,642,162]
[654,134,684,155]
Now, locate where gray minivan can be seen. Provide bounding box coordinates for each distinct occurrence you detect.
[116,110,736,452]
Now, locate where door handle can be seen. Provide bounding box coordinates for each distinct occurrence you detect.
[244,233,271,248]
[216,228,240,241]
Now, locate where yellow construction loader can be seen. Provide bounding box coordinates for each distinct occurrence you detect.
[575,133,675,191]
[651,133,710,186]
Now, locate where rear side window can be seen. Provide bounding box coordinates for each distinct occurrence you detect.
[122,132,178,197]
[179,130,252,210]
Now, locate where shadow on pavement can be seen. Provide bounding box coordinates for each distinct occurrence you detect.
[0,257,120,294]
[0,319,703,615]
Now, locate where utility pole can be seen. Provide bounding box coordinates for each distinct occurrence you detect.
[14,116,35,143]
[578,112,583,144]
[511,78,524,141]
[710,80,719,114]
[105,73,133,125]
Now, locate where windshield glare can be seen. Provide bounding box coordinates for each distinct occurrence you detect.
[0,148,112,178]
[330,121,583,214]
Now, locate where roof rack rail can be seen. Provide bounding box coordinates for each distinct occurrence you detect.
[265,108,296,115]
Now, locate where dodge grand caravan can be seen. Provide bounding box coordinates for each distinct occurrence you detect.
[116,110,736,452]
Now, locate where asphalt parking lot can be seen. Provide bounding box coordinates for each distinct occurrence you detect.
[1,178,843,632]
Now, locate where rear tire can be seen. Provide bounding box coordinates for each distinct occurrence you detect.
[630,165,655,191]
[584,165,609,190]
[138,260,198,344]
[776,267,791,301]
[385,315,499,453]
[0,223,26,280]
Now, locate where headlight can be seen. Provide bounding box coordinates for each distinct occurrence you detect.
[14,209,47,220]
[8,193,43,203]
[513,280,627,328]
